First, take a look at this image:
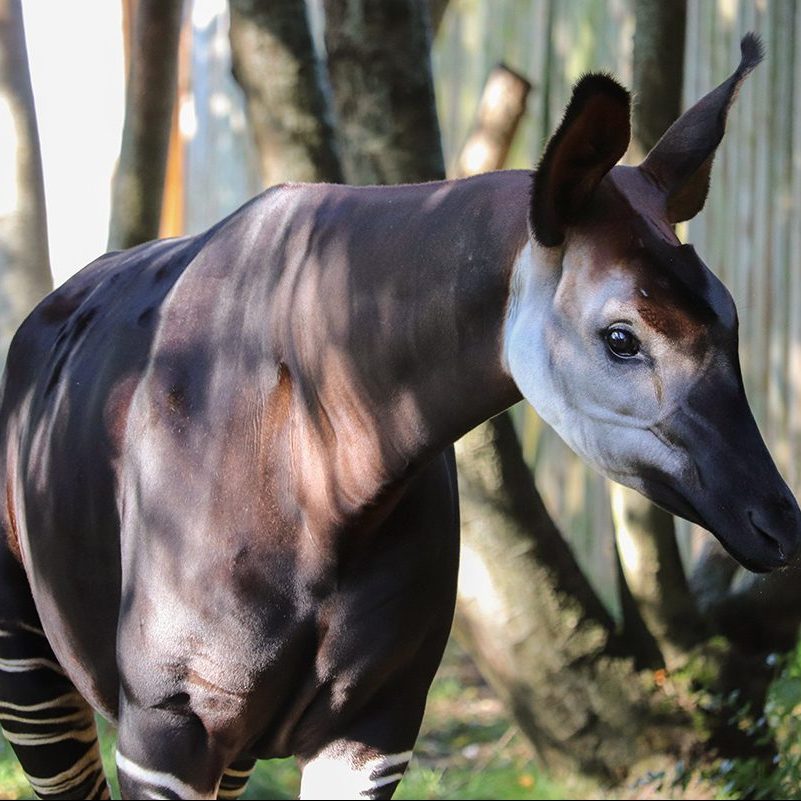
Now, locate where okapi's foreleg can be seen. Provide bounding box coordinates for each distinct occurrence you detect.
[299,741,413,801]
[0,541,110,800]
[296,637,447,801]
[115,695,229,800]
[217,757,256,800]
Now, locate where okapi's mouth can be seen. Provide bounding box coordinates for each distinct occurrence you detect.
[746,511,789,570]
[639,474,702,529]
[640,472,793,574]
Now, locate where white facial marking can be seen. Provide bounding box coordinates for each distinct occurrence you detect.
[300,747,412,800]
[502,239,687,488]
[503,242,564,430]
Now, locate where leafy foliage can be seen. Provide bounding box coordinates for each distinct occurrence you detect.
[713,644,801,800]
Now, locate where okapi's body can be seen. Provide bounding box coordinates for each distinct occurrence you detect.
[0,174,526,799]
[1,34,799,801]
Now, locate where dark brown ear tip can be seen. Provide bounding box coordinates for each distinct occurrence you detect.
[739,32,765,74]
[570,72,631,110]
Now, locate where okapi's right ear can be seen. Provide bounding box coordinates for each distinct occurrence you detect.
[640,34,763,223]
[530,74,631,247]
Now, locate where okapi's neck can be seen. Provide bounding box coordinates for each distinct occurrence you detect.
[277,172,530,511]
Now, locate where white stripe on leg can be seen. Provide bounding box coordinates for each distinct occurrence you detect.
[300,747,412,800]
[116,750,208,799]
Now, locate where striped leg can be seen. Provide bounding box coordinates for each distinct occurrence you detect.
[299,741,412,800]
[115,690,228,800]
[217,757,256,800]
[0,550,109,799]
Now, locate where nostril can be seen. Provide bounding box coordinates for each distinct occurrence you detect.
[747,510,790,565]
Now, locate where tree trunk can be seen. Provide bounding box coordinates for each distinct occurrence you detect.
[426,0,450,37]
[108,0,183,250]
[612,485,706,669]
[0,0,52,364]
[692,538,801,653]
[229,0,342,187]
[630,0,687,162]
[323,0,445,184]
[454,417,690,779]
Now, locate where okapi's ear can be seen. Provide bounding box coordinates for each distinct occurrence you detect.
[641,33,764,224]
[530,74,631,247]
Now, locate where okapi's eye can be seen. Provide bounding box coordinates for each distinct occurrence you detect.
[604,326,640,359]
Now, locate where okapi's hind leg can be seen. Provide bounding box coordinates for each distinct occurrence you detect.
[0,540,110,799]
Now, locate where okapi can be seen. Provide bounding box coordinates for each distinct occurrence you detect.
[0,33,797,800]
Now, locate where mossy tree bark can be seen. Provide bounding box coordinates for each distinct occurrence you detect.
[323,0,445,184]
[108,0,183,250]
[229,0,343,186]
[454,417,692,780]
[611,485,707,668]
[0,0,52,364]
[692,538,801,652]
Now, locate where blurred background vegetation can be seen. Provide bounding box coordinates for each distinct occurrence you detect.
[4,0,801,798]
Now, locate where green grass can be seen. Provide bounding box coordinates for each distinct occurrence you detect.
[0,638,569,800]
[0,739,30,800]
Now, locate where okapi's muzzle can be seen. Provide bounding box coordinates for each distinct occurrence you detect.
[646,372,801,573]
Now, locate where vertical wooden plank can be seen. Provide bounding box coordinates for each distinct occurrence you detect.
[749,3,771,428]
[122,0,137,78]
[719,3,740,305]
[766,0,793,466]
[786,0,801,489]
[732,1,757,390]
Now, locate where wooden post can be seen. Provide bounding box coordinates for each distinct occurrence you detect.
[452,64,531,178]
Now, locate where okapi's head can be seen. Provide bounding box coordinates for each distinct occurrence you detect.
[505,34,801,572]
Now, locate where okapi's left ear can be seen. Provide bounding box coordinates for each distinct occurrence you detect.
[641,33,764,224]
[531,74,631,247]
